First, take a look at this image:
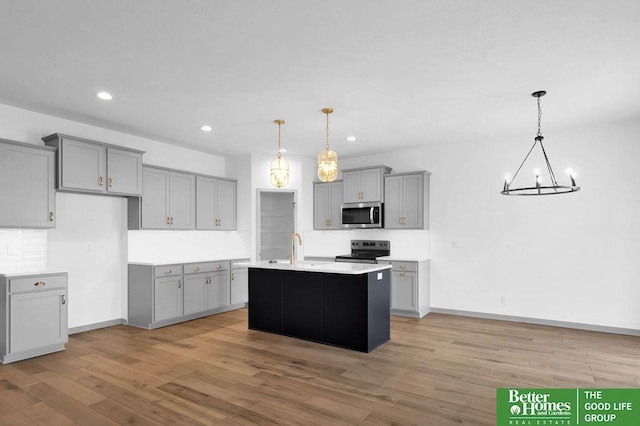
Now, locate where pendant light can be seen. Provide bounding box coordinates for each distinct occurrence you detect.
[501,91,580,196]
[317,107,338,182]
[270,119,289,188]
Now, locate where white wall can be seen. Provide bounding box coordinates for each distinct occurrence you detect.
[335,117,640,330]
[0,103,246,328]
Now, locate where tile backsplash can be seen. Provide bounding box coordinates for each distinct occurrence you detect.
[0,229,47,269]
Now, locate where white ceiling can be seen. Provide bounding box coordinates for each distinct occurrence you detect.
[1,0,639,158]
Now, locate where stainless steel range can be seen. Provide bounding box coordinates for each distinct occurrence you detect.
[335,240,390,264]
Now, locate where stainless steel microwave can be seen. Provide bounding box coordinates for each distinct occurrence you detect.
[341,202,383,229]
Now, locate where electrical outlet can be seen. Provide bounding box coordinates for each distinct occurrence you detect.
[501,296,508,305]
[451,241,461,249]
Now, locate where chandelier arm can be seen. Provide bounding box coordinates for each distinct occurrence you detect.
[511,140,538,182]
[538,139,560,186]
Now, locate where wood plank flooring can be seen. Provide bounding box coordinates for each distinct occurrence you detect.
[1,310,639,425]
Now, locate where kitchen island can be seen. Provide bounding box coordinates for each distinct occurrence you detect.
[240,260,391,352]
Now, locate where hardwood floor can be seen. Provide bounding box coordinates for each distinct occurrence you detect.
[1,310,639,425]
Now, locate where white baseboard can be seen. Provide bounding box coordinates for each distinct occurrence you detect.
[429,308,640,337]
[69,318,126,335]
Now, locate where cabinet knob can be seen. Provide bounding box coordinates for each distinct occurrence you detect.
[165,269,172,274]
[193,266,200,271]
[99,176,103,186]
[216,265,221,269]
[61,295,66,305]
[108,177,113,188]
[400,265,407,269]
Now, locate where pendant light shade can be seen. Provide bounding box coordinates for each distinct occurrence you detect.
[501,91,580,196]
[317,108,338,182]
[270,119,289,188]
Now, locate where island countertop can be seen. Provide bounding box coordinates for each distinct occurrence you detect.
[237,260,391,275]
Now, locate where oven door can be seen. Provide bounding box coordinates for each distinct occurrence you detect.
[341,202,383,229]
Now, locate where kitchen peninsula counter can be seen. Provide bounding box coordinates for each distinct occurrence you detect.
[245,260,391,352]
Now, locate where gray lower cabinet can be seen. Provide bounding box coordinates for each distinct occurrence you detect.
[379,260,430,318]
[384,171,429,229]
[0,139,56,228]
[42,133,143,196]
[1,272,68,364]
[313,181,343,230]
[183,261,230,315]
[128,260,244,330]
[230,266,248,304]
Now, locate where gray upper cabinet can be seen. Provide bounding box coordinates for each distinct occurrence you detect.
[313,181,343,230]
[42,134,143,196]
[138,166,195,230]
[342,166,391,203]
[384,171,428,229]
[0,140,56,228]
[196,176,237,230]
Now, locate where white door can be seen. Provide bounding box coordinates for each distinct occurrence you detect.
[258,191,295,261]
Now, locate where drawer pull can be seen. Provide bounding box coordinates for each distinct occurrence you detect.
[400,265,407,269]
[34,281,46,287]
[400,272,406,277]
[165,269,172,274]
[193,266,200,271]
[62,295,66,305]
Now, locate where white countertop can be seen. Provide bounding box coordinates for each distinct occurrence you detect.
[237,260,391,275]
[377,256,431,262]
[129,258,249,266]
[0,268,68,278]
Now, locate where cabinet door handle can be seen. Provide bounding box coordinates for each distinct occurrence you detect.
[170,217,174,225]
[193,266,200,271]
[108,177,113,188]
[99,176,103,186]
[166,217,170,225]
[50,212,54,222]
[34,281,45,287]
[328,219,331,226]
[218,219,222,226]
[231,273,234,280]
[165,269,172,274]
[178,280,182,288]
[61,295,66,305]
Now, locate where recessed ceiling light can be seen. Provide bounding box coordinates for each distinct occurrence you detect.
[96,91,113,100]
[201,125,212,132]
[347,136,356,142]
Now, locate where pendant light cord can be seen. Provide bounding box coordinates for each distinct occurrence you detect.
[277,122,282,159]
[325,112,330,151]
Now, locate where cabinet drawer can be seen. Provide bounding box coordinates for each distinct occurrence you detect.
[154,265,183,277]
[9,274,67,293]
[391,261,418,272]
[184,261,230,274]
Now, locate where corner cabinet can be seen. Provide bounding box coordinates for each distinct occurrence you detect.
[196,176,237,230]
[0,139,56,228]
[42,133,143,196]
[384,171,429,229]
[379,259,430,318]
[313,181,343,230]
[342,166,391,203]
[128,259,247,330]
[1,272,68,364]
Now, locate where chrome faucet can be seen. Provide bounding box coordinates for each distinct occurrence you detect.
[290,232,302,265]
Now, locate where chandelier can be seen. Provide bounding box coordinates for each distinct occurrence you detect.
[270,119,289,188]
[501,91,580,196]
[317,107,338,182]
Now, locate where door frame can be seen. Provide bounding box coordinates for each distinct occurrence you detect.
[256,189,298,261]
